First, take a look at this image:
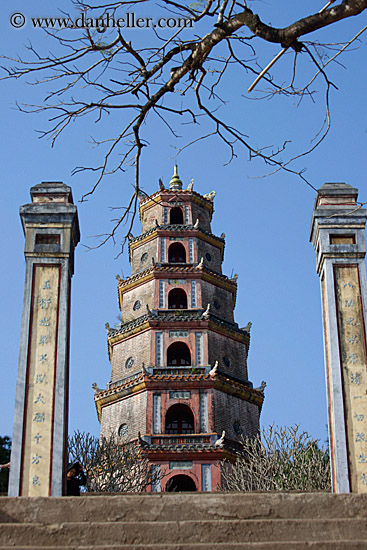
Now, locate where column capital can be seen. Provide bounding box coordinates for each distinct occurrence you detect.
[310,182,367,275]
[19,181,80,274]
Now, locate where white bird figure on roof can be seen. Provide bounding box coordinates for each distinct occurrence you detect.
[209,361,218,377]
[242,322,252,333]
[116,274,122,281]
[197,257,204,268]
[255,380,267,393]
[220,232,225,239]
[202,303,211,319]
[92,382,101,393]
[187,179,194,191]
[204,190,216,201]
[214,431,225,447]
[193,218,199,229]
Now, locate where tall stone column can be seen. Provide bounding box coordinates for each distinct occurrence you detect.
[9,182,80,497]
[310,182,367,493]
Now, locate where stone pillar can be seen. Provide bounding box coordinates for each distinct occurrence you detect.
[9,182,80,497]
[310,183,367,493]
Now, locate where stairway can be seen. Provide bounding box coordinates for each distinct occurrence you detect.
[1,492,367,549]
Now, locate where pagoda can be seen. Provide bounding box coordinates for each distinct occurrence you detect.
[94,167,264,491]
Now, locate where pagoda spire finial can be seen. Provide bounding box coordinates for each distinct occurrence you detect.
[169,164,182,190]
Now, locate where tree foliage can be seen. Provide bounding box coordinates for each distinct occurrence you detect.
[2,0,367,245]
[220,425,331,492]
[0,436,11,495]
[68,430,161,492]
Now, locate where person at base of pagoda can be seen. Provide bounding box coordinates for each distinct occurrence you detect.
[66,461,87,496]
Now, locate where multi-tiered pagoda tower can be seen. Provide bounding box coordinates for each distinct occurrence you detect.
[94,168,264,491]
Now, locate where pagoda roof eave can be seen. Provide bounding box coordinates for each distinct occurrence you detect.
[117,265,238,312]
[118,265,236,292]
[128,225,224,250]
[139,188,214,213]
[144,448,229,459]
[93,370,264,422]
[107,309,249,343]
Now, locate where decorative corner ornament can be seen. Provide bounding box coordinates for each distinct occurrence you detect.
[214,430,225,447]
[209,361,218,377]
[146,304,158,318]
[204,190,216,201]
[255,381,267,393]
[138,432,149,447]
[202,303,211,319]
[242,321,252,333]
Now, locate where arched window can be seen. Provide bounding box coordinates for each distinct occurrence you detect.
[168,242,186,263]
[166,475,197,492]
[170,207,184,225]
[167,342,191,366]
[168,288,187,309]
[165,404,194,434]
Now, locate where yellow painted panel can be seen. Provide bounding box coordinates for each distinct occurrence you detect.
[335,265,367,492]
[21,265,60,496]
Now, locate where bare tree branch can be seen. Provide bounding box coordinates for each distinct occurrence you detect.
[68,430,162,492]
[220,425,331,492]
[1,0,366,246]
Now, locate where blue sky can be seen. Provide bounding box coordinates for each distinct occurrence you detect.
[1,1,366,445]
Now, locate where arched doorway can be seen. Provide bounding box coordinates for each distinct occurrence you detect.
[165,404,195,434]
[168,242,186,263]
[170,207,184,225]
[166,475,197,492]
[167,342,191,366]
[168,288,187,309]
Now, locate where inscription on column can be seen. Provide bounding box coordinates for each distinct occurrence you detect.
[21,265,60,496]
[335,265,367,492]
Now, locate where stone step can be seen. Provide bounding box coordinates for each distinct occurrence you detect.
[0,519,366,547]
[0,544,366,550]
[1,493,367,524]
